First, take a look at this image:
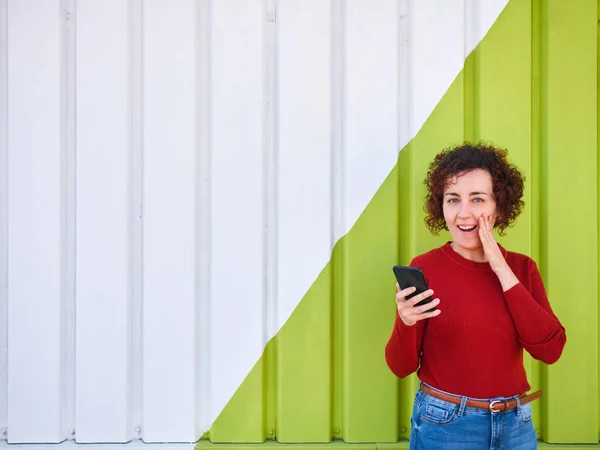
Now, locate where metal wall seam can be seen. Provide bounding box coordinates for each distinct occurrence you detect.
[330,0,344,439]
[128,0,143,441]
[397,0,416,270]
[0,0,8,440]
[263,0,278,440]
[59,0,76,441]
[530,0,544,284]
[463,0,480,141]
[530,0,546,434]
[598,1,600,440]
[196,0,213,438]
[397,0,410,149]
[331,0,345,242]
[396,0,412,440]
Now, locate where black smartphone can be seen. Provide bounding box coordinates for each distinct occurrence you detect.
[392,265,435,310]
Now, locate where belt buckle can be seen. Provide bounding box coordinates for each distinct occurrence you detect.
[489,400,502,413]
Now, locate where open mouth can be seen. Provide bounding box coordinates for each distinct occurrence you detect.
[457,225,477,232]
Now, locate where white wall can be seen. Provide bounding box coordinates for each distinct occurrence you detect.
[0,0,507,445]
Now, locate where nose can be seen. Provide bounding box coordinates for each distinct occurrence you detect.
[458,202,473,219]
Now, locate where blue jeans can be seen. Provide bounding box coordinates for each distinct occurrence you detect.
[410,383,537,449]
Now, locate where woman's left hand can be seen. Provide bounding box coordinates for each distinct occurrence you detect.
[479,214,520,291]
[478,214,508,273]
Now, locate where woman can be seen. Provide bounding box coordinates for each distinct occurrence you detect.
[385,143,566,449]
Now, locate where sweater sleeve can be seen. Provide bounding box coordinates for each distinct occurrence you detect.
[503,260,566,364]
[385,309,426,378]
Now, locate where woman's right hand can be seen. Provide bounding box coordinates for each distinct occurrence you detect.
[396,283,441,326]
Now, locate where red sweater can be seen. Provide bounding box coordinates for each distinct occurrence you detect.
[385,242,566,398]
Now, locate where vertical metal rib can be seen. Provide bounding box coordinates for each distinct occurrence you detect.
[59,0,76,440]
[0,0,8,439]
[196,0,212,436]
[331,0,345,244]
[463,0,479,141]
[398,0,410,147]
[263,0,278,438]
[128,0,143,440]
[330,0,344,437]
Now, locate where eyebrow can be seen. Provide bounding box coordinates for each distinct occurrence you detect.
[444,192,490,196]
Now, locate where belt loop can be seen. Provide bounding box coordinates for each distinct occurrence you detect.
[457,395,468,417]
[515,395,522,416]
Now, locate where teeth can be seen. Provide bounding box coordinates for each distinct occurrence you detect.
[458,225,476,231]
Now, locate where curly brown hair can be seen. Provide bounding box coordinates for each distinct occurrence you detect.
[424,142,525,236]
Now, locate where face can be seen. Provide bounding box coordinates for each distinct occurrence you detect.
[443,169,497,253]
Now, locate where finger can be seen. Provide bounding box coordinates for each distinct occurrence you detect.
[400,304,441,325]
[415,298,440,313]
[396,282,400,292]
[483,216,498,241]
[410,308,441,323]
[481,229,494,251]
[479,215,486,232]
[478,217,489,242]
[395,287,415,305]
[421,309,441,320]
[397,288,432,310]
[397,286,417,299]
[480,216,493,240]
[481,215,490,230]
[479,217,487,241]
[405,289,434,307]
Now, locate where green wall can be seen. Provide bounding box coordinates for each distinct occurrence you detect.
[200,0,599,446]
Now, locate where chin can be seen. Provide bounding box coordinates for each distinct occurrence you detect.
[452,237,482,250]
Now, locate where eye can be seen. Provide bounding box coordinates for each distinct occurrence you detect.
[446,198,458,204]
[472,197,484,203]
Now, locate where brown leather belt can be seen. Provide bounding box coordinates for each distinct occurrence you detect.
[421,384,543,413]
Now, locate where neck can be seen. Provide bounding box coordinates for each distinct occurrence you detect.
[450,242,487,263]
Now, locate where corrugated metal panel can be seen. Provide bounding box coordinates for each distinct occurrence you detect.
[0,0,7,442]
[76,0,131,442]
[7,0,66,443]
[0,0,597,447]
